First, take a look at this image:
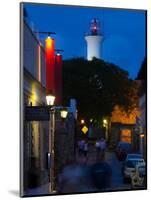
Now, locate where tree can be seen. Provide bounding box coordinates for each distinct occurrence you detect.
[62,58,139,122]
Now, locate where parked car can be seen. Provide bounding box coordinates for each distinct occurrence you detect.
[130,162,146,189]
[116,142,131,161]
[122,154,145,183]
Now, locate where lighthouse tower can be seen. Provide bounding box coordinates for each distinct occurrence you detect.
[85,18,103,61]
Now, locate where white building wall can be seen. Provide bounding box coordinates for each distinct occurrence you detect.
[23,21,49,189]
[23,21,46,87]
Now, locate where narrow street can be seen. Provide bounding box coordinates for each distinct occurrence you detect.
[24,145,131,196]
[76,145,131,191]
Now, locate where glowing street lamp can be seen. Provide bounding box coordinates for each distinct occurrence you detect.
[81,119,85,124]
[60,109,68,119]
[90,118,93,123]
[103,119,107,125]
[46,92,55,192]
[103,118,108,141]
[46,93,55,106]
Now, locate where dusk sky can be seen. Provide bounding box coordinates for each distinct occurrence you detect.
[24,3,146,79]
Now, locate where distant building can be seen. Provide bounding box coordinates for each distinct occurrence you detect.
[22,20,77,194]
[23,20,49,191]
[136,58,147,158]
[110,105,140,151]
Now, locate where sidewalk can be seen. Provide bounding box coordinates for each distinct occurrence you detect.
[24,183,57,196]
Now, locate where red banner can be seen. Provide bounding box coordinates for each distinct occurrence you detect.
[55,54,62,105]
[45,36,55,94]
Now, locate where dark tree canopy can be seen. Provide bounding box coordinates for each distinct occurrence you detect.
[136,57,147,96]
[62,58,138,121]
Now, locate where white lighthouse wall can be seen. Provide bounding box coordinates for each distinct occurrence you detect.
[85,35,103,61]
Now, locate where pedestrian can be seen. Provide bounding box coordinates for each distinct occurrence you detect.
[95,139,101,160]
[90,161,112,190]
[95,138,106,160]
[99,138,106,160]
[78,140,85,156]
[83,141,88,161]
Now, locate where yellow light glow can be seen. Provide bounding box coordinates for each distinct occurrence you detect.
[111,105,140,124]
[45,36,53,48]
[61,110,68,119]
[81,119,85,124]
[140,134,144,138]
[28,82,38,106]
[121,129,131,143]
[46,94,55,106]
[103,119,107,124]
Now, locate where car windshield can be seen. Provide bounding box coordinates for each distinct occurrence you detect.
[127,154,143,159]
[126,160,144,168]
[126,161,135,168]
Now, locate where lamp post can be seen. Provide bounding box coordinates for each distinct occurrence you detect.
[103,118,108,141]
[60,108,68,133]
[60,108,68,131]
[46,92,55,193]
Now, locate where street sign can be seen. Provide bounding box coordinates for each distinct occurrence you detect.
[25,106,50,121]
[81,126,88,134]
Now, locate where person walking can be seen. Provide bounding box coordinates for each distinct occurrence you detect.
[83,141,88,162]
[99,138,106,160]
[95,140,101,161]
[95,138,106,161]
[78,140,85,157]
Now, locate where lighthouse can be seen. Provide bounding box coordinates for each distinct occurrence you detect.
[85,18,103,61]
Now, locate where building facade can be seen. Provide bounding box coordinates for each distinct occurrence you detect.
[110,105,140,151]
[23,21,49,191]
[136,58,147,159]
[22,20,76,194]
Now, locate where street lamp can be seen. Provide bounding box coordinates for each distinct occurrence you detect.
[46,92,55,192]
[60,108,68,132]
[103,119,107,125]
[90,118,93,123]
[103,118,108,141]
[60,108,68,119]
[46,93,55,106]
[81,119,85,124]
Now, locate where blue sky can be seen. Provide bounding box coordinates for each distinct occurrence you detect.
[24,3,146,79]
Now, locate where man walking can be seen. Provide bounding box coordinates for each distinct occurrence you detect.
[95,138,106,161]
